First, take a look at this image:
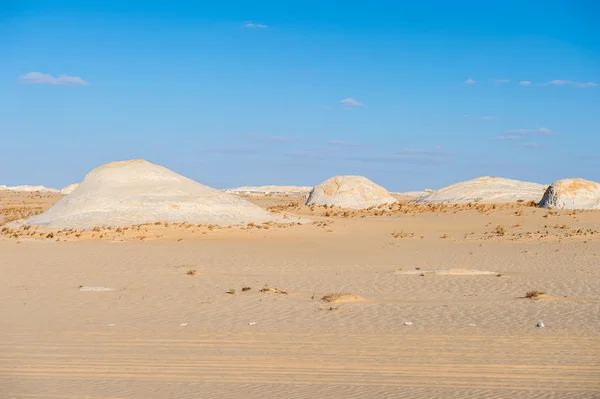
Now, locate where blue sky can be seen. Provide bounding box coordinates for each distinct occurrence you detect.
[1,1,599,191]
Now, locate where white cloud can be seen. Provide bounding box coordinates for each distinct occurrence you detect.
[241,133,296,143]
[520,142,542,149]
[19,72,88,86]
[494,79,510,84]
[464,78,476,85]
[244,21,268,28]
[327,140,363,147]
[490,135,522,141]
[340,97,364,107]
[542,80,572,86]
[506,127,555,135]
[519,81,532,86]
[574,81,598,88]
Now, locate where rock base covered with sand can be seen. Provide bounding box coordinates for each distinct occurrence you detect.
[60,183,79,195]
[225,185,312,196]
[306,176,397,209]
[16,159,298,229]
[418,176,546,204]
[539,178,600,210]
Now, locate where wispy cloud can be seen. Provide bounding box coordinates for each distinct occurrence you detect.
[506,127,555,135]
[19,72,88,86]
[203,145,260,154]
[520,142,543,149]
[494,79,510,84]
[244,21,268,28]
[490,135,522,141]
[519,81,532,86]
[340,97,365,107]
[542,80,572,86]
[464,78,476,85]
[326,140,364,148]
[574,81,598,88]
[352,148,449,164]
[241,133,297,143]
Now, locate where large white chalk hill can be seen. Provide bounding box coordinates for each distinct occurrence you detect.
[306,176,398,209]
[19,159,294,229]
[539,178,600,210]
[418,176,547,204]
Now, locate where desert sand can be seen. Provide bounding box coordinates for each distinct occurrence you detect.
[2,190,600,398]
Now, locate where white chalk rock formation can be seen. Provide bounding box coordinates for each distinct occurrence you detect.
[225,185,312,196]
[0,185,59,193]
[392,191,432,201]
[306,176,397,209]
[60,183,79,195]
[418,176,546,204]
[17,159,295,229]
[539,178,600,210]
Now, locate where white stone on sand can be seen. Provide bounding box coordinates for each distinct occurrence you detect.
[418,176,547,204]
[60,183,79,195]
[17,159,298,229]
[225,185,312,196]
[539,178,600,210]
[0,185,59,193]
[306,175,397,209]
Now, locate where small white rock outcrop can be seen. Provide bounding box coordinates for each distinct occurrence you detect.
[306,175,397,209]
[16,159,298,229]
[225,185,312,196]
[0,185,59,193]
[418,176,546,204]
[539,178,600,210]
[60,183,79,195]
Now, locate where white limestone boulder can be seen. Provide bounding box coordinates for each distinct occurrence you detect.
[418,176,546,204]
[306,175,397,209]
[15,159,299,229]
[539,178,600,210]
[60,183,79,195]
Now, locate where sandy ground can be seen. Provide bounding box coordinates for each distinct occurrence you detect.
[1,193,600,398]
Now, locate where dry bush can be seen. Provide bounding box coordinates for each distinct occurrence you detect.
[525,290,546,299]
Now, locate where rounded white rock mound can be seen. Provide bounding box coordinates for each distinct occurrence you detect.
[60,183,79,195]
[539,178,600,210]
[18,159,295,229]
[306,176,397,209]
[418,176,546,204]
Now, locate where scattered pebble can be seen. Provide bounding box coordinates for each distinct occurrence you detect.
[536,322,545,328]
[404,321,413,326]
[180,323,188,326]
[468,323,477,327]
[248,322,257,326]
[79,286,114,292]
